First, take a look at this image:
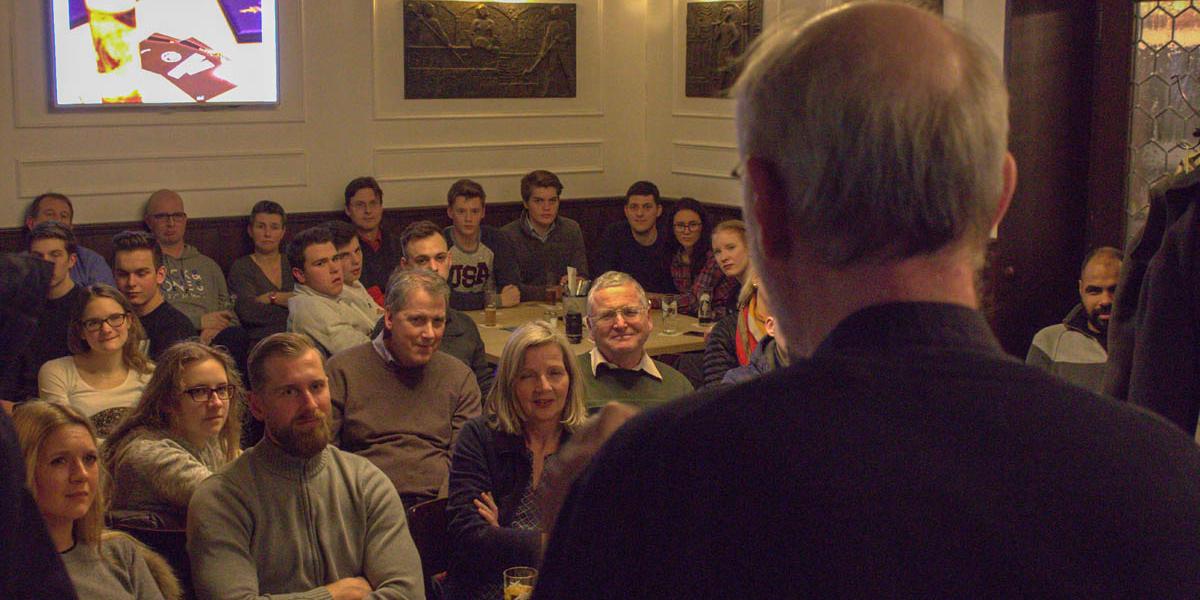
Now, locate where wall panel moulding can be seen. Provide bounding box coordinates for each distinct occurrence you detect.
[373,140,604,182]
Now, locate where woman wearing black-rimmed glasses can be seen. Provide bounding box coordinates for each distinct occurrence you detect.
[662,198,738,316]
[38,284,154,437]
[103,342,243,529]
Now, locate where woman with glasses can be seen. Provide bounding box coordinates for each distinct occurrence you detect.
[103,342,242,528]
[662,198,738,317]
[446,321,588,600]
[39,285,154,437]
[13,401,180,599]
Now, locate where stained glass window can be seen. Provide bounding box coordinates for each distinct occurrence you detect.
[1128,2,1200,244]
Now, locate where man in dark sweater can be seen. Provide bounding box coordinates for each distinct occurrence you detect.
[111,231,194,360]
[344,176,403,304]
[6,222,84,402]
[500,170,589,301]
[535,4,1200,598]
[398,220,494,393]
[593,181,675,294]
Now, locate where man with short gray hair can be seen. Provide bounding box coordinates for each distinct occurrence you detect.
[576,271,692,410]
[535,3,1200,598]
[326,269,481,508]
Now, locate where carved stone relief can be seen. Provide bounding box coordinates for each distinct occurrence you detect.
[403,1,577,99]
[684,0,942,99]
[685,1,763,98]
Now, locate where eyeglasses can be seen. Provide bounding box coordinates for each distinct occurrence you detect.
[80,313,128,332]
[181,385,234,403]
[673,221,702,231]
[349,200,381,211]
[590,306,647,325]
[149,212,187,222]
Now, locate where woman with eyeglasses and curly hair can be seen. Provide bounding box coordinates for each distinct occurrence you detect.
[103,342,243,529]
[13,401,180,599]
[38,285,154,437]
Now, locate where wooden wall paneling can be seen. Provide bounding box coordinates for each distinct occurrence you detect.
[995,0,1097,356]
[0,198,741,279]
[1085,0,1134,249]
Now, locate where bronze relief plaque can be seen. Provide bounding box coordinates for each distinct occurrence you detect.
[685,1,763,98]
[404,1,577,99]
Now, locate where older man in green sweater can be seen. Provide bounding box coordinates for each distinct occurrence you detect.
[577,271,693,410]
[187,332,424,600]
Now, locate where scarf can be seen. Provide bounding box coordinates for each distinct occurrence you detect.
[734,289,769,366]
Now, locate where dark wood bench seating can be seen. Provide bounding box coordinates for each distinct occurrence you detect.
[0,198,743,277]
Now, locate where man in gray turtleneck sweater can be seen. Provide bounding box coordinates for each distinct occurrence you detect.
[187,332,424,600]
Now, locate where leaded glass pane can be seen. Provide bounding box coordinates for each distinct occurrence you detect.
[1127,2,1200,245]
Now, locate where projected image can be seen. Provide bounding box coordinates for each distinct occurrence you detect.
[49,0,278,106]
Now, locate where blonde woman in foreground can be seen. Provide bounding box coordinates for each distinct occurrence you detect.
[13,401,179,599]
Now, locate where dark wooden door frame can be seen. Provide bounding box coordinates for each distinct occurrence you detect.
[1086,0,1134,250]
[991,0,1133,357]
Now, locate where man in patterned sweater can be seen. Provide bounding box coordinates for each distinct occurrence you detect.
[1026,246,1122,393]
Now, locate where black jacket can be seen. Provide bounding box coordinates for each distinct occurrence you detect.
[1104,167,1200,434]
[447,417,571,599]
[537,302,1200,599]
[702,312,737,388]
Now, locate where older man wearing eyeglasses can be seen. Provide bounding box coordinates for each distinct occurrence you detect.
[577,271,693,411]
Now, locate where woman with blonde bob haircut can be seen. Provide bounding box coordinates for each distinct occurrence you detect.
[445,320,586,600]
[13,402,180,599]
[103,342,243,528]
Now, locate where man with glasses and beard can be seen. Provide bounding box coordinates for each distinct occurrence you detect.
[187,332,424,600]
[1026,247,1122,393]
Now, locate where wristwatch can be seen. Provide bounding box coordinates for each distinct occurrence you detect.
[269,291,278,305]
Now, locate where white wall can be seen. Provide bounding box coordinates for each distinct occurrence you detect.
[646,0,1008,207]
[0,0,651,227]
[0,0,1005,226]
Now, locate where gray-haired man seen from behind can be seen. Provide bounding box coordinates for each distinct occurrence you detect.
[535,3,1200,598]
[187,332,425,599]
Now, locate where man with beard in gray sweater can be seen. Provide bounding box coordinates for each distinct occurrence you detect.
[187,332,424,600]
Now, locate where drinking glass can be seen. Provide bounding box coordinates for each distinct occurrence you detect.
[661,294,679,335]
[503,566,537,600]
[483,289,498,327]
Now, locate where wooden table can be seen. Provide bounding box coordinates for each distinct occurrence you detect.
[464,302,709,362]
